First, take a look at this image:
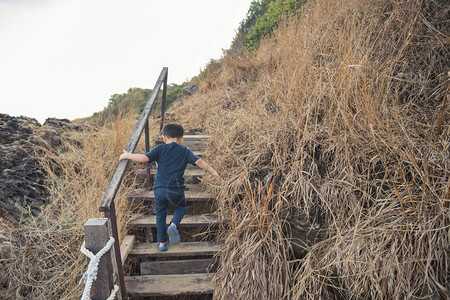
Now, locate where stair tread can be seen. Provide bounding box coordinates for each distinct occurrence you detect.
[127,214,220,228]
[120,235,135,265]
[140,258,216,275]
[135,168,205,177]
[153,148,206,157]
[193,150,205,157]
[183,135,210,140]
[125,273,213,296]
[128,189,213,201]
[130,241,221,257]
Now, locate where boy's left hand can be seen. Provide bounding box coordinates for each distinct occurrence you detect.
[212,171,220,181]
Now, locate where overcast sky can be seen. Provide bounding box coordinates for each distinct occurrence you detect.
[0,0,253,123]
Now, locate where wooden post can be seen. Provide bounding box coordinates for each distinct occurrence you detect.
[84,218,114,300]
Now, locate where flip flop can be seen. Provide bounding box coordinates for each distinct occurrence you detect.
[157,242,168,251]
[167,225,180,245]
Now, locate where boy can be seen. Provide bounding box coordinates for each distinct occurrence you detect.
[119,123,220,251]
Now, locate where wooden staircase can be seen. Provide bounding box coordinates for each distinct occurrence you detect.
[121,135,220,298]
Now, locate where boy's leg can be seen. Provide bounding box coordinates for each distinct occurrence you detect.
[154,188,169,244]
[168,189,187,228]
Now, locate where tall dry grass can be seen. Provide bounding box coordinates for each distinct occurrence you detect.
[174,0,449,298]
[0,116,151,299]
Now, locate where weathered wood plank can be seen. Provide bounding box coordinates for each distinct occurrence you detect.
[129,242,221,258]
[136,167,205,178]
[182,141,207,151]
[140,258,217,275]
[150,140,206,155]
[194,150,205,157]
[84,218,114,300]
[127,214,220,228]
[120,235,135,265]
[128,189,213,202]
[183,135,210,140]
[125,273,213,296]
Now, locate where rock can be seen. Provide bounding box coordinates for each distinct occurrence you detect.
[0,114,50,221]
[182,84,199,96]
[41,129,62,147]
[43,117,83,132]
[177,84,199,105]
[0,230,13,260]
[287,211,324,258]
[0,114,89,222]
[41,117,87,147]
[0,115,88,221]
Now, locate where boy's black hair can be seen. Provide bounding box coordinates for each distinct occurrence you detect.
[163,123,184,138]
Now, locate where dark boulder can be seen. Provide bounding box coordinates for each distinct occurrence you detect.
[40,117,84,147]
[177,84,199,105]
[43,117,83,131]
[0,115,87,222]
[0,114,50,221]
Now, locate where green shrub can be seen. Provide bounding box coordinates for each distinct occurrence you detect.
[231,0,304,53]
[93,83,189,125]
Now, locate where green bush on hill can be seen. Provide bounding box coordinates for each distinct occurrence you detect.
[93,83,187,125]
[231,0,304,53]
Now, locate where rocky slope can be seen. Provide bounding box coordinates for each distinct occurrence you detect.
[0,114,83,222]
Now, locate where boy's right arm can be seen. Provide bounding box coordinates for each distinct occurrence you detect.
[195,159,220,180]
[119,150,149,163]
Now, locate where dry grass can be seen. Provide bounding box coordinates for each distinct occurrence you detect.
[0,115,152,299]
[1,0,447,298]
[173,0,449,298]
[212,180,292,299]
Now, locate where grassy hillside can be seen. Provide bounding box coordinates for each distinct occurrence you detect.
[172,0,449,298]
[2,0,447,298]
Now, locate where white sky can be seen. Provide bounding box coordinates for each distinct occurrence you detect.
[0,0,253,123]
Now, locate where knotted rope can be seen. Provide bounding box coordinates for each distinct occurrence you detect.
[79,237,118,300]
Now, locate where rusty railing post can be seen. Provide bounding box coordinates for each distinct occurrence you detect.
[104,203,126,299]
[159,70,168,133]
[144,120,151,190]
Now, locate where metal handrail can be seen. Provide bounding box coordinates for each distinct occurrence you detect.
[99,67,167,211]
[98,67,168,298]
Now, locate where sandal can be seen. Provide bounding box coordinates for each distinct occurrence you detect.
[157,242,168,251]
[167,225,180,245]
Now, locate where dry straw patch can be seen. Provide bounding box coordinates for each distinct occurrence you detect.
[175,0,449,298]
[0,116,148,299]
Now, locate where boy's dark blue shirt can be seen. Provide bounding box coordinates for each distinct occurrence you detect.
[145,142,200,189]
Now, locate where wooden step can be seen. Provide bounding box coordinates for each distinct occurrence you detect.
[140,258,217,275]
[135,168,205,183]
[183,135,209,141]
[186,164,201,170]
[128,189,213,202]
[183,141,207,151]
[155,135,209,143]
[120,235,135,265]
[148,145,206,157]
[129,241,221,258]
[125,273,213,296]
[193,150,205,157]
[127,214,220,228]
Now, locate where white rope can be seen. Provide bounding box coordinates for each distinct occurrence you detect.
[79,237,116,300]
[106,285,119,300]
